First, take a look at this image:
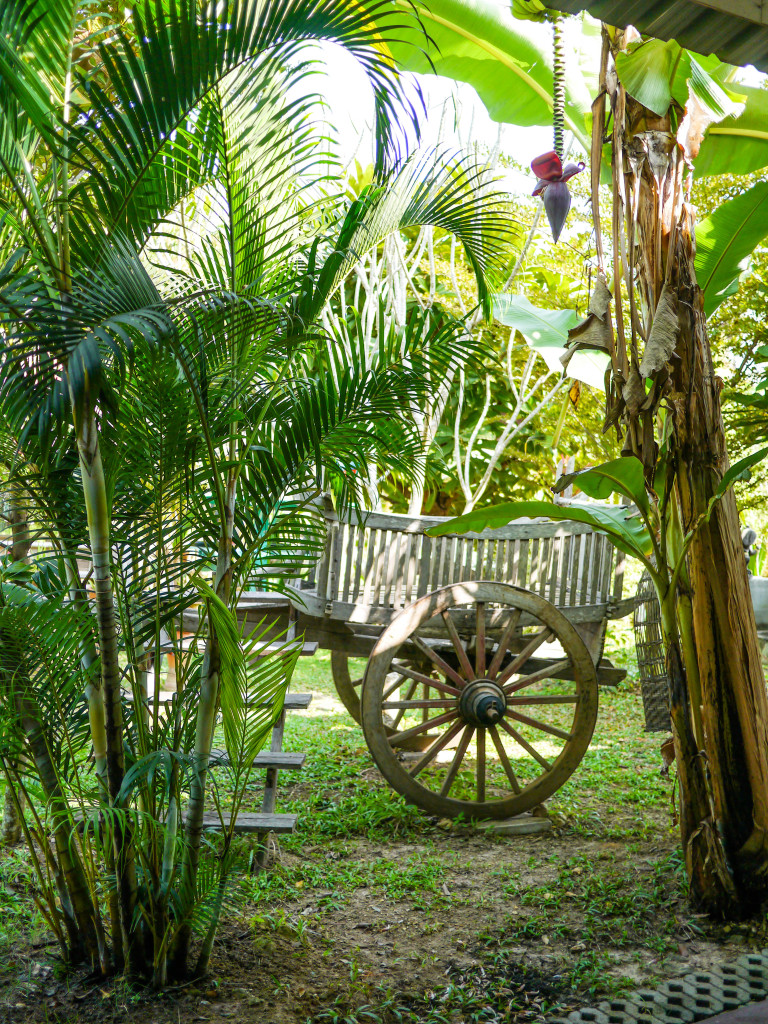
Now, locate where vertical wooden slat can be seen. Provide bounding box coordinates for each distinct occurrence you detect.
[446,536,457,586]
[475,538,485,581]
[580,532,594,605]
[613,548,626,604]
[462,537,474,582]
[382,529,400,608]
[351,522,366,602]
[418,534,432,597]
[570,533,582,606]
[402,533,417,608]
[361,524,377,605]
[495,538,506,583]
[529,537,540,592]
[326,523,340,604]
[484,538,496,580]
[367,529,387,607]
[593,532,606,602]
[547,532,560,605]
[340,523,355,602]
[560,533,573,606]
[600,533,613,603]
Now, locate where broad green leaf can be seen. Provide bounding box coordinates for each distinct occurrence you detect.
[552,456,649,515]
[696,181,768,317]
[388,0,597,151]
[685,56,745,123]
[714,446,768,501]
[695,84,768,178]
[426,499,654,562]
[615,39,679,117]
[493,294,609,390]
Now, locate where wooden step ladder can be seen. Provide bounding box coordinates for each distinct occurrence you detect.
[145,598,316,860]
[204,602,315,865]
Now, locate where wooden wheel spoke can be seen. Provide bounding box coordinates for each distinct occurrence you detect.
[387,709,458,746]
[506,708,571,742]
[440,610,475,680]
[409,720,465,779]
[390,662,460,696]
[488,725,521,794]
[487,609,522,679]
[476,726,486,802]
[476,602,486,677]
[382,699,458,710]
[439,725,475,797]
[497,629,554,686]
[497,718,552,771]
[351,678,363,689]
[504,658,571,694]
[507,694,578,706]
[390,679,418,729]
[411,636,466,688]
[383,676,404,701]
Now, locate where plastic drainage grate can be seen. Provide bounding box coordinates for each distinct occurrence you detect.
[547,948,768,1023]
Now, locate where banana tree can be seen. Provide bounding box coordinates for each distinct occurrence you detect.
[420,8,768,916]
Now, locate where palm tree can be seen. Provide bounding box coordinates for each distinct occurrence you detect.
[0,0,516,981]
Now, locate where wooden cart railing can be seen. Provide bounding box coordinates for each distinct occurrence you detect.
[291,499,632,644]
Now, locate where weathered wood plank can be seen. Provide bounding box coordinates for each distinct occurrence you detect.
[417,534,432,598]
[209,750,306,770]
[202,812,297,834]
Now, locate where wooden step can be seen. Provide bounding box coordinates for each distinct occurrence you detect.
[209,750,306,770]
[127,691,314,710]
[160,637,317,658]
[283,692,313,710]
[201,811,297,834]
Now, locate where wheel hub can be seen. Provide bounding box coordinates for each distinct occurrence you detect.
[459,679,507,727]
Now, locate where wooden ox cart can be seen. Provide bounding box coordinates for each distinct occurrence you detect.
[243,496,633,822]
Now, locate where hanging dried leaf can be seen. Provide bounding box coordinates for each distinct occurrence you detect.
[640,283,679,377]
[569,380,581,407]
[622,364,646,417]
[561,274,613,372]
[603,367,625,434]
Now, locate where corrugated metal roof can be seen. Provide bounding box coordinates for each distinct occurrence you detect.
[539,0,768,72]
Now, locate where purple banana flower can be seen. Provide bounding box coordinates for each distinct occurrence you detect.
[531,151,585,243]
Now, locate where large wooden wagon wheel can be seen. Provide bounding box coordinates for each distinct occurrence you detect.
[331,650,367,724]
[332,649,445,749]
[360,582,598,820]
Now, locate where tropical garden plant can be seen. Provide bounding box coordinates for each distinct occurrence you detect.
[0,0,518,984]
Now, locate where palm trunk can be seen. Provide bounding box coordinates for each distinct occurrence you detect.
[171,472,236,976]
[2,484,31,844]
[606,35,768,912]
[15,692,102,963]
[75,412,142,971]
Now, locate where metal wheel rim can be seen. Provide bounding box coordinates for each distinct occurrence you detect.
[361,582,598,820]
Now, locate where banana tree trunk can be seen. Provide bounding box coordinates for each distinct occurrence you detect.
[75,412,141,971]
[608,44,768,912]
[671,209,768,907]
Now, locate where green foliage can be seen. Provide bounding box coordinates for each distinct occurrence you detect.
[427,492,654,562]
[387,0,596,151]
[0,0,523,985]
[696,181,768,317]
